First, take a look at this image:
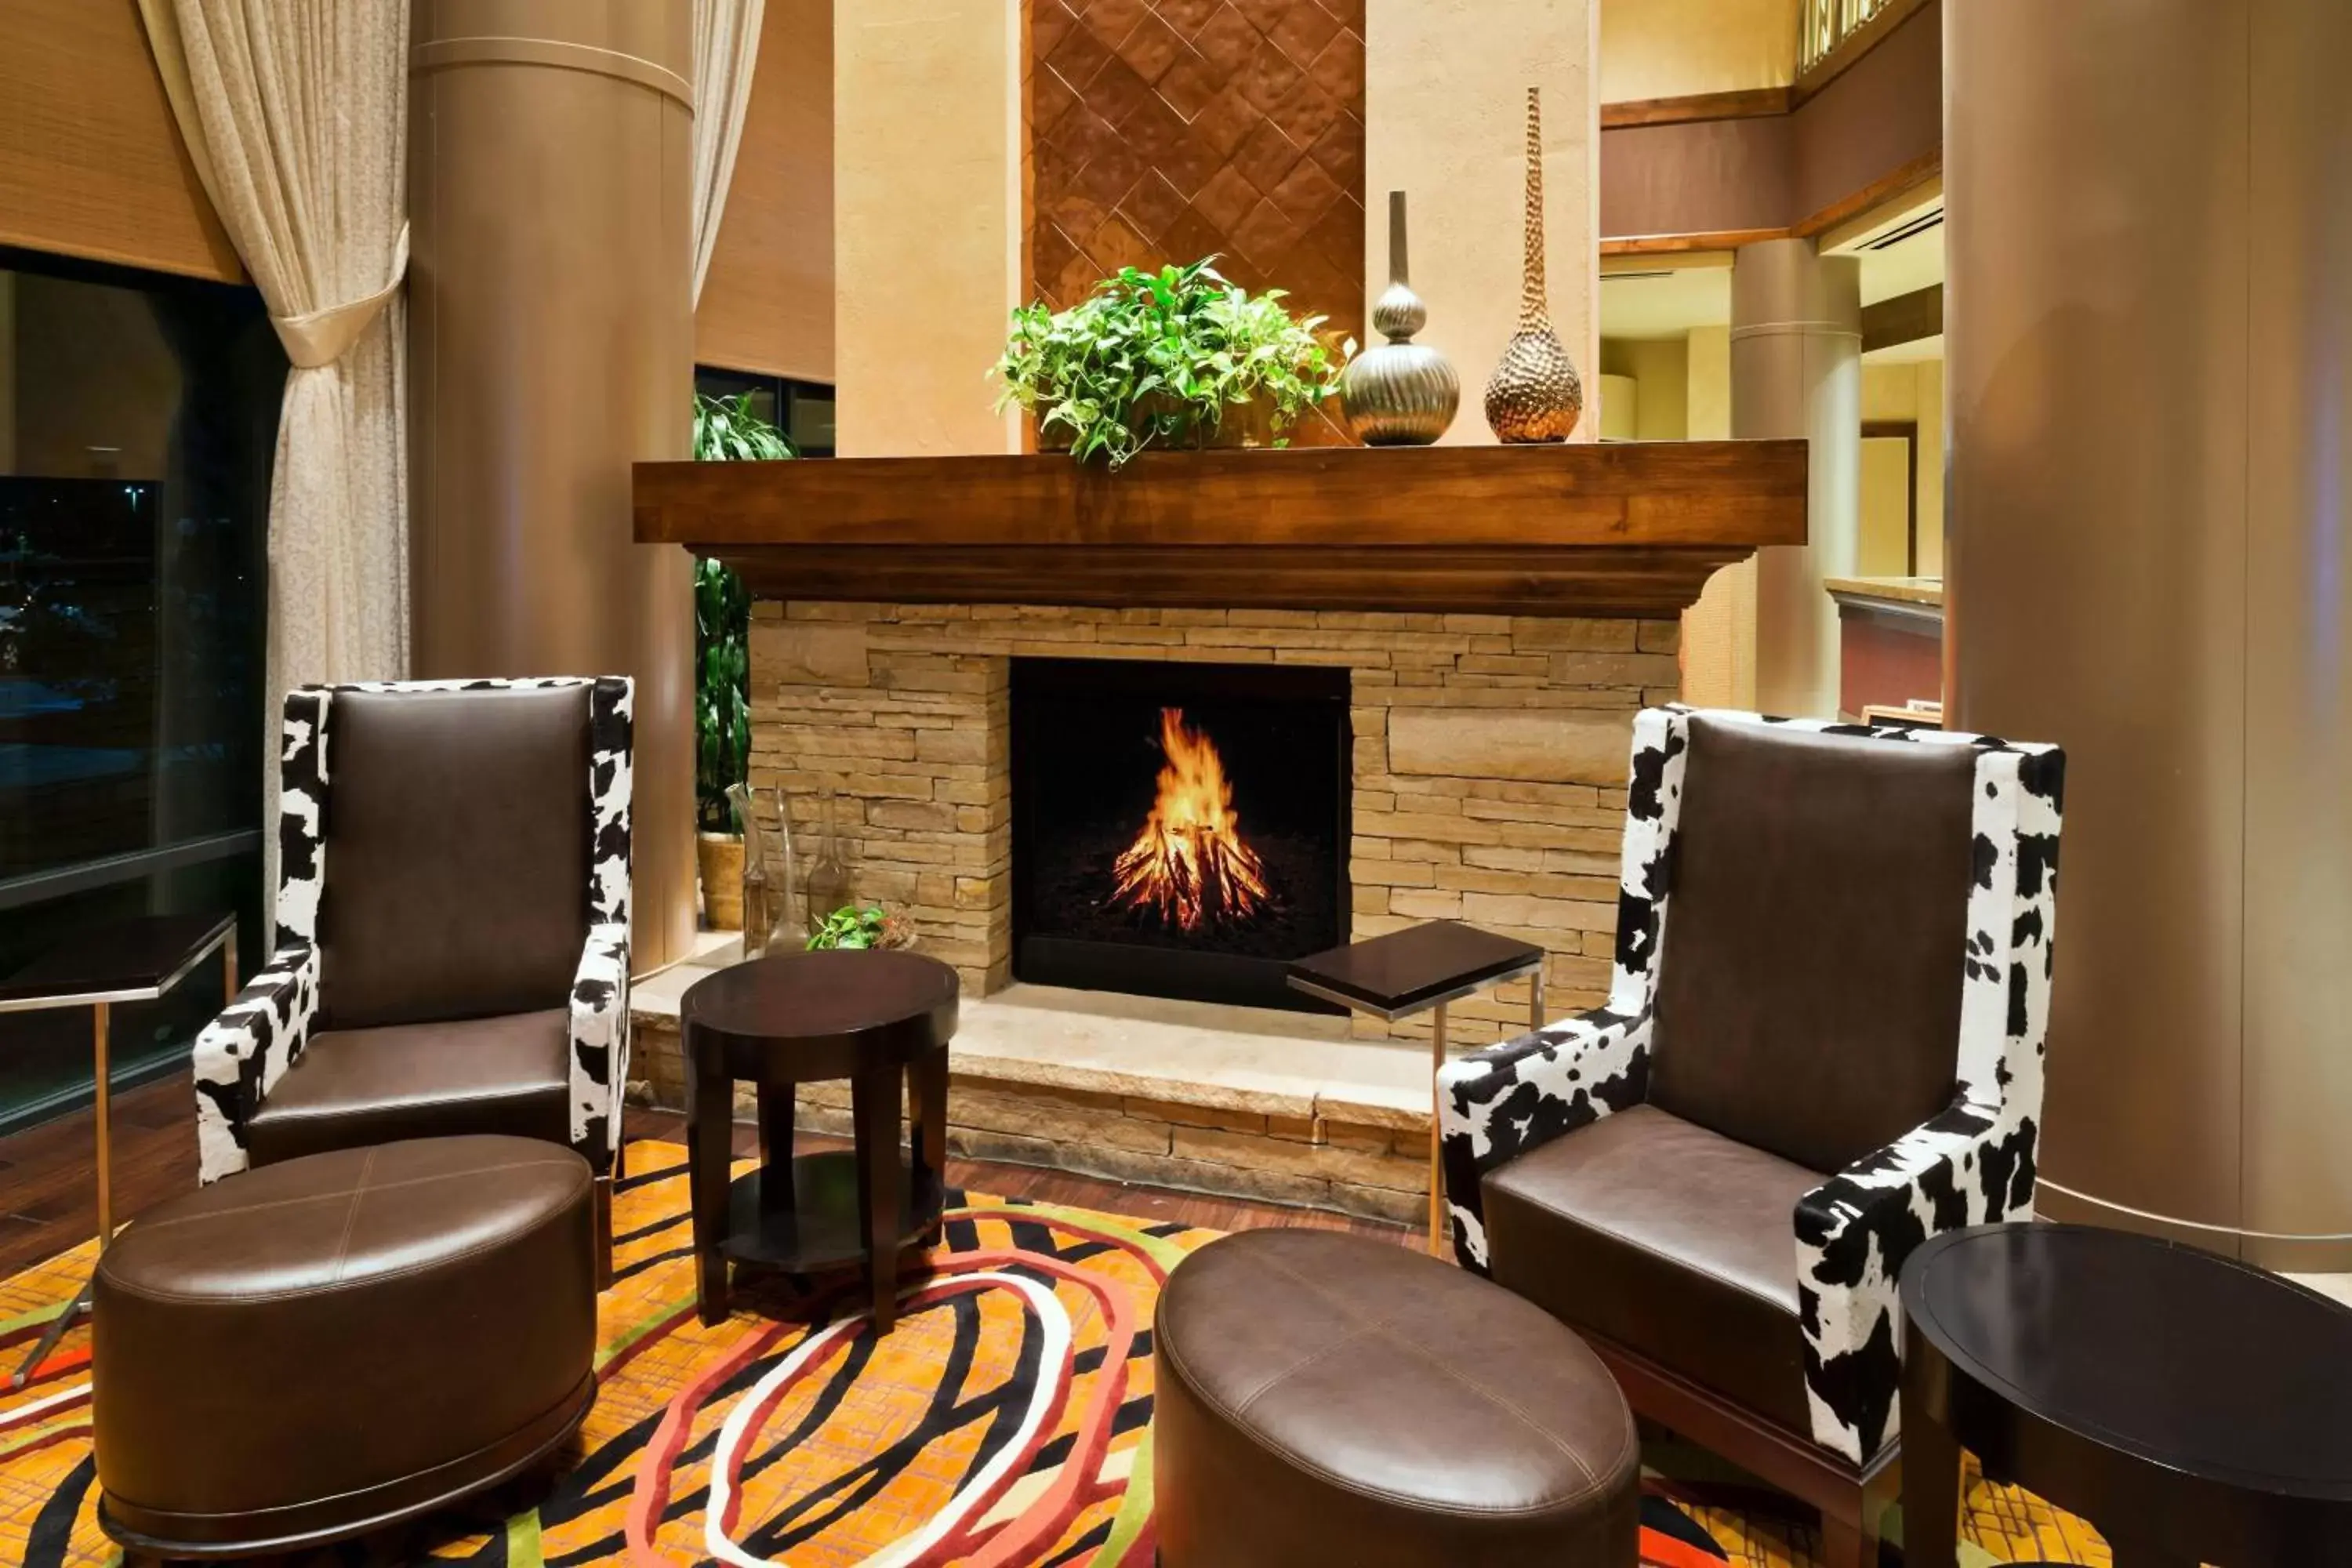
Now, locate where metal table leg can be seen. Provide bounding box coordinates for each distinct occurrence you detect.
[1427,1001,1447,1257]
[93,1000,112,1250]
[5,918,241,1391]
[12,1000,111,1390]
[10,1281,90,1390]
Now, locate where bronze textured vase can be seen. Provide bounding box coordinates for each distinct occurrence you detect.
[1484,85,1583,444]
[1340,191,1460,445]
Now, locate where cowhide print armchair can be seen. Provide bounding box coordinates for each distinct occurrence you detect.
[1436,706,2062,1568]
[191,677,633,1279]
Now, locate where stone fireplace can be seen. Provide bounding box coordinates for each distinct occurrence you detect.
[746,599,1681,1044]
[630,436,1798,1223]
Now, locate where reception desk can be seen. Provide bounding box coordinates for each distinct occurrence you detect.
[1826,575,1943,724]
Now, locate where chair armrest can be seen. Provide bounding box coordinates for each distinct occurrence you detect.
[192,941,321,1184]
[1436,1004,1652,1272]
[568,922,630,1169]
[1794,1094,2039,1465]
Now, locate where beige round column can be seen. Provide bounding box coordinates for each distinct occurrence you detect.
[408,1,696,968]
[1949,0,2352,1269]
[1730,238,1860,720]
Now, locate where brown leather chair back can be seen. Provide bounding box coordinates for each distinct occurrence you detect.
[318,686,593,1029]
[1646,715,1979,1174]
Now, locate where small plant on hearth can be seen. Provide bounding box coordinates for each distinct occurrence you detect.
[990,256,1351,470]
[806,904,916,952]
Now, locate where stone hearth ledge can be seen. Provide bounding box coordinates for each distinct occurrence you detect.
[630,945,1437,1225]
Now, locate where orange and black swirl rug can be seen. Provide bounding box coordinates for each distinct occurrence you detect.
[0,1142,2109,1566]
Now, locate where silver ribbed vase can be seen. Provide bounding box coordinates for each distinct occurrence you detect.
[1484,86,1583,443]
[1339,191,1460,445]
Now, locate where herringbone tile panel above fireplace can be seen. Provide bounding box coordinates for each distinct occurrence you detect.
[1029,0,1365,445]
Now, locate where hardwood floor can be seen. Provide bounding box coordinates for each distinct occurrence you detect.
[0,1071,1410,1279]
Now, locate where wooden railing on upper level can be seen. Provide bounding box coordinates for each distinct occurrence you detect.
[1798,0,1930,85]
[1801,0,1893,72]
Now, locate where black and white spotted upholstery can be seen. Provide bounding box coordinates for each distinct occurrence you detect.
[1436,706,2063,1466]
[192,677,634,1185]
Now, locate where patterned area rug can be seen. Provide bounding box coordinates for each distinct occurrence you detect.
[1636,1446,2113,1566]
[0,1141,2109,1566]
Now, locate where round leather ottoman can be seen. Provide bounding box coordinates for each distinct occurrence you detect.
[92,1135,597,1557]
[1154,1229,1640,1567]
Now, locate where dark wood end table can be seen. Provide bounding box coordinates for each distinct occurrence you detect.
[0,912,238,1387]
[1287,920,1544,1255]
[681,949,960,1333]
[1901,1221,2352,1567]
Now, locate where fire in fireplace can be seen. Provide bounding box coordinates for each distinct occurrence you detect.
[1011,659,1351,1011]
[1109,707,1272,931]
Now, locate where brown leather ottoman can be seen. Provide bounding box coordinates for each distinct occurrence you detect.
[1154,1229,1640,1567]
[92,1135,597,1557]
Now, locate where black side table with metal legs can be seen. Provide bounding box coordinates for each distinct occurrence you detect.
[0,913,237,1388]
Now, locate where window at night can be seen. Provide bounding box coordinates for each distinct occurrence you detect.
[0,249,283,1132]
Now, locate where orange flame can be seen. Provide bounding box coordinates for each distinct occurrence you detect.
[1109,708,1271,931]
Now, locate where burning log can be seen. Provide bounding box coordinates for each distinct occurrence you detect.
[1109,707,1271,931]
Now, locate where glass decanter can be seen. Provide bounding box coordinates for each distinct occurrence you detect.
[727,781,798,959]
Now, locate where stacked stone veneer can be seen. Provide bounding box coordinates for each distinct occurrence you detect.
[632,1029,1437,1225]
[749,601,1679,1038]
[644,601,1682,1220]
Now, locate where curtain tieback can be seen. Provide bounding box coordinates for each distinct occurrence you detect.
[272,223,411,369]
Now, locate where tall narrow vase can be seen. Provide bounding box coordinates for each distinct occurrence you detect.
[1483,86,1584,444]
[1339,191,1461,445]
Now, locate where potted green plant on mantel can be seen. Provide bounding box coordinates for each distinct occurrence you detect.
[691,390,794,929]
[992,256,1350,470]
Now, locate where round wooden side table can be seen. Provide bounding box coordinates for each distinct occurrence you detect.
[1900,1222,2352,1566]
[681,949,960,1332]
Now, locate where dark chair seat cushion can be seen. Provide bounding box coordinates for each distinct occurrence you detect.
[1483,1102,1826,1436]
[245,1010,570,1169]
[1153,1229,1639,1567]
[93,1136,595,1554]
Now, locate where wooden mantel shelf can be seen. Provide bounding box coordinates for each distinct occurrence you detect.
[631,440,1807,618]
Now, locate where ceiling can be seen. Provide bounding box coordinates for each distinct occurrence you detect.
[1595,259,1732,337]
[1847,201,1944,307]
[1862,331,1944,365]
[1599,187,1945,343]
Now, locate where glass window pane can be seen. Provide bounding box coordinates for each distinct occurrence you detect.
[0,252,280,1133]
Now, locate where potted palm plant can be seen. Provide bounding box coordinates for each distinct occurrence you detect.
[691,390,793,928]
[991,257,1348,470]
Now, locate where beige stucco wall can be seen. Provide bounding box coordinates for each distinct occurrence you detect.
[833,0,1023,456]
[837,2,1606,457]
[1679,325,1757,707]
[1367,0,1601,447]
[696,0,835,383]
[1860,358,1947,575]
[1915,361,1944,575]
[1599,0,1800,102]
[1623,338,1690,440]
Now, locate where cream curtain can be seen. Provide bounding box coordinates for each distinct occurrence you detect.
[138,0,408,920]
[138,0,409,696]
[691,0,767,303]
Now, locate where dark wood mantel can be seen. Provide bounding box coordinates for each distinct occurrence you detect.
[631,440,1807,618]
